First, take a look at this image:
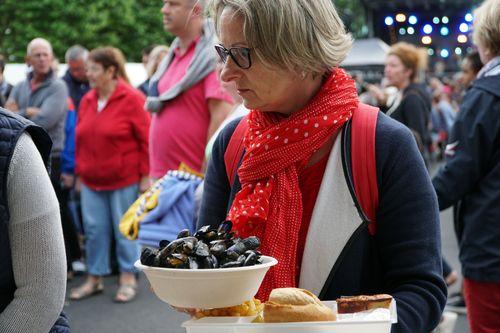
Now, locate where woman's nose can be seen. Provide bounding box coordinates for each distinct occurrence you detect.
[220,58,240,83]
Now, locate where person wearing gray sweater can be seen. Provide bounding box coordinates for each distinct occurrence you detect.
[6,39,68,157]
[0,111,67,333]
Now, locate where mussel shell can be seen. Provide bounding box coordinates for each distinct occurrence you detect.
[243,252,257,266]
[227,241,247,255]
[188,257,199,269]
[195,241,210,257]
[140,248,157,266]
[221,261,242,268]
[217,220,233,234]
[177,229,191,239]
[242,236,260,251]
[225,250,240,261]
[159,240,170,249]
[210,243,226,256]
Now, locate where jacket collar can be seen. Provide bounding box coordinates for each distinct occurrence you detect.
[87,78,129,105]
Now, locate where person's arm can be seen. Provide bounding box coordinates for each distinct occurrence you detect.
[197,119,240,229]
[0,133,66,333]
[130,93,151,191]
[30,81,68,130]
[4,84,20,113]
[400,93,428,151]
[374,114,447,333]
[207,98,232,143]
[432,89,498,210]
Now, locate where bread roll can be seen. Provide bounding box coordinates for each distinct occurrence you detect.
[263,288,336,322]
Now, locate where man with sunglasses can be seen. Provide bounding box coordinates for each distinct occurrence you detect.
[146,0,233,178]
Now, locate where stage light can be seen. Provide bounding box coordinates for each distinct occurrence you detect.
[409,15,418,25]
[433,17,440,24]
[442,16,449,24]
[440,27,449,36]
[423,24,433,34]
[465,13,473,22]
[422,36,432,45]
[455,47,462,55]
[457,34,468,43]
[441,49,450,58]
[407,27,415,35]
[459,23,469,33]
[428,48,435,56]
[385,16,394,26]
[399,28,406,35]
[396,13,406,23]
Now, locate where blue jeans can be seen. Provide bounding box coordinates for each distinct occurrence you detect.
[81,183,140,276]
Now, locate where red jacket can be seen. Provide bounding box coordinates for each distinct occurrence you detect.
[76,79,150,190]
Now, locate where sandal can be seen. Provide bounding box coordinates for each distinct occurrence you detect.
[69,280,104,301]
[113,283,137,303]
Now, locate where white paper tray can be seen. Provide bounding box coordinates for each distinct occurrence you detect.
[182,300,397,333]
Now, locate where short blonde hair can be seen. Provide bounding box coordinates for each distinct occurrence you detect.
[209,0,352,74]
[473,0,500,57]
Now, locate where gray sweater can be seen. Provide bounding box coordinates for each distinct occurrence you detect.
[9,72,68,156]
[0,133,66,333]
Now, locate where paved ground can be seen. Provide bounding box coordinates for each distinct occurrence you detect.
[63,163,470,333]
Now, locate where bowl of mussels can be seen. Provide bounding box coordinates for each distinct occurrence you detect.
[134,221,278,309]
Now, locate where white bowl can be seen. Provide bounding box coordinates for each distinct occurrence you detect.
[135,255,278,309]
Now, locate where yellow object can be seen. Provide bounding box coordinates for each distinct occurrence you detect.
[195,299,263,319]
[119,179,162,240]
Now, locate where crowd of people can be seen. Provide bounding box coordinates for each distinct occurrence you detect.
[0,0,498,332]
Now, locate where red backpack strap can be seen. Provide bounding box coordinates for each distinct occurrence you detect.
[224,117,248,186]
[351,103,379,235]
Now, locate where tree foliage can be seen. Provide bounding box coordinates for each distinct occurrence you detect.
[0,0,172,62]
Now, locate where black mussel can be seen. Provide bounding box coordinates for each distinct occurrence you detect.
[221,260,242,268]
[217,220,233,234]
[204,230,218,242]
[195,241,210,257]
[210,242,227,256]
[203,254,219,269]
[177,229,190,239]
[169,253,188,267]
[242,236,260,251]
[227,240,247,255]
[188,257,199,269]
[182,241,195,255]
[194,225,210,238]
[236,254,246,265]
[140,248,157,266]
[159,240,170,249]
[244,252,257,266]
[225,250,240,261]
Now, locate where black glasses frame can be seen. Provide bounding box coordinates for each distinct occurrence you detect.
[214,44,252,69]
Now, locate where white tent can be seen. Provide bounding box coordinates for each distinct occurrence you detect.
[342,38,390,67]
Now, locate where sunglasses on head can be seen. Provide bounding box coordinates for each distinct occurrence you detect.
[214,44,252,69]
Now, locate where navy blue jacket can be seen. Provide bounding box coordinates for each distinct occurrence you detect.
[432,71,500,283]
[62,71,89,110]
[199,112,446,333]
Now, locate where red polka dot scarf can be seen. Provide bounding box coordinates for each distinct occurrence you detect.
[227,68,359,300]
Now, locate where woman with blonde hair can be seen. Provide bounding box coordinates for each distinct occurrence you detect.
[433,0,500,331]
[384,42,431,157]
[139,45,169,95]
[196,0,446,331]
[71,47,151,303]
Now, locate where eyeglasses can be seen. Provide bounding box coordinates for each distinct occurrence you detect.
[214,44,252,69]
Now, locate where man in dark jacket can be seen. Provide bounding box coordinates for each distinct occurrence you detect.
[62,45,90,110]
[432,1,500,330]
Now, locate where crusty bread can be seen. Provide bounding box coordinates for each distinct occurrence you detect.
[336,294,393,314]
[263,288,336,323]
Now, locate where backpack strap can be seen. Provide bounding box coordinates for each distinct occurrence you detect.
[350,103,379,235]
[224,116,248,185]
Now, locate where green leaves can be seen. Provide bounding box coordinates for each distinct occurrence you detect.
[0,0,171,62]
